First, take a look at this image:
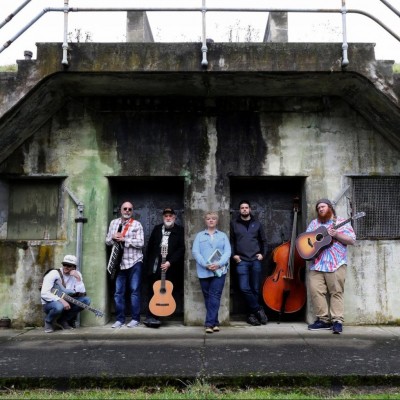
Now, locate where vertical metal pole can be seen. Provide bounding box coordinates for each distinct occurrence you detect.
[62,0,69,65]
[201,0,208,67]
[341,0,349,67]
[75,204,84,272]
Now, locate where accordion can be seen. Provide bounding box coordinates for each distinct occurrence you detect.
[107,242,123,279]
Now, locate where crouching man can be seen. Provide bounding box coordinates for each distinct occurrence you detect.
[40,254,91,333]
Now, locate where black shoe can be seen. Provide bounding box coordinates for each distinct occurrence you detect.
[247,314,261,326]
[255,308,268,325]
[144,317,161,328]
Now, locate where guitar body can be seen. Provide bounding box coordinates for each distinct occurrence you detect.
[149,280,176,317]
[296,226,332,260]
[295,212,366,260]
[148,244,176,317]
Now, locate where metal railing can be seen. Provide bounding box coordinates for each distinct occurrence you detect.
[1,0,400,68]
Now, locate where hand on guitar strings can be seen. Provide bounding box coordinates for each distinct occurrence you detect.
[161,261,171,271]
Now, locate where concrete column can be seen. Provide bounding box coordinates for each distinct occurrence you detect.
[264,12,288,42]
[126,12,154,43]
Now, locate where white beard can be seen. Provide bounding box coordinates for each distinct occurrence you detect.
[164,221,174,229]
[122,213,131,219]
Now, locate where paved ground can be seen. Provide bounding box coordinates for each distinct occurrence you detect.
[1,322,400,388]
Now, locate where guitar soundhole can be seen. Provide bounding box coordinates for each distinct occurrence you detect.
[316,233,324,242]
[160,288,166,294]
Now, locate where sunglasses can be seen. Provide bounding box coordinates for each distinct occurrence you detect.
[123,207,132,211]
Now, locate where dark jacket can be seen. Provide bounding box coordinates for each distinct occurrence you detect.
[230,214,267,261]
[146,223,185,284]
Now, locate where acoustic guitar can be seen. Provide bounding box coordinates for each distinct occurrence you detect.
[295,211,365,260]
[51,285,104,318]
[149,245,176,317]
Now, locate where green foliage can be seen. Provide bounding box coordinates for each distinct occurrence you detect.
[393,63,400,73]
[0,64,17,72]
[1,384,400,399]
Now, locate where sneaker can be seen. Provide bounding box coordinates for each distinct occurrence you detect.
[58,320,73,330]
[127,319,140,328]
[256,308,268,325]
[205,327,213,333]
[44,321,54,333]
[308,320,333,330]
[212,326,220,332]
[247,314,261,326]
[111,321,125,328]
[332,321,343,334]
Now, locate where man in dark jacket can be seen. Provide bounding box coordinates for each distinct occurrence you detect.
[144,207,185,328]
[230,200,268,326]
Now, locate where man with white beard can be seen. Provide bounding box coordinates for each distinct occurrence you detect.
[144,208,185,328]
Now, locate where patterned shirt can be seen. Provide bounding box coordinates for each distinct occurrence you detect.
[306,217,356,272]
[105,218,144,269]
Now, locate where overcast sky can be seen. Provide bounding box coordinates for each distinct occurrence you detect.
[1,0,400,65]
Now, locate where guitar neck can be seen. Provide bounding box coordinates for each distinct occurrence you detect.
[333,217,353,230]
[52,288,104,317]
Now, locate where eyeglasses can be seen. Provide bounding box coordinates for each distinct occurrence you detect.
[123,208,132,211]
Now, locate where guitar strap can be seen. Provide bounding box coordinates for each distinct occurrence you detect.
[57,269,66,288]
[120,218,134,237]
[153,226,171,273]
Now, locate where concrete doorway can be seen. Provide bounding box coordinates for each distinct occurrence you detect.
[229,177,306,322]
[108,177,185,320]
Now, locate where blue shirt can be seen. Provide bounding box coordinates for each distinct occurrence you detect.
[192,229,231,278]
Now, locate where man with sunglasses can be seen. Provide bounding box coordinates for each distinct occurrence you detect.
[41,254,90,333]
[106,201,144,328]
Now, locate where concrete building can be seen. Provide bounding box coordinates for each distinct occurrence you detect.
[0,11,400,328]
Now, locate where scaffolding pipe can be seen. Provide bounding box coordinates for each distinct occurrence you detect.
[62,0,69,65]
[0,0,32,30]
[63,185,87,272]
[1,5,400,66]
[380,0,400,18]
[201,0,208,67]
[341,0,349,67]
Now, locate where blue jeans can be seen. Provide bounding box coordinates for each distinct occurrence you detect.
[236,260,262,314]
[114,262,143,323]
[43,296,91,323]
[199,274,226,327]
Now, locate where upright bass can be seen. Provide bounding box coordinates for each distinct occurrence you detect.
[262,197,306,321]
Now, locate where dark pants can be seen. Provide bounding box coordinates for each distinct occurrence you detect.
[236,259,262,314]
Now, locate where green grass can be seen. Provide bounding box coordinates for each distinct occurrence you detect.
[1,384,400,399]
[0,64,17,72]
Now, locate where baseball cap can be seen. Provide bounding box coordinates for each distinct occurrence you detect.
[62,254,77,266]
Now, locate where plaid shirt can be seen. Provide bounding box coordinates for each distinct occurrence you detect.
[105,218,144,269]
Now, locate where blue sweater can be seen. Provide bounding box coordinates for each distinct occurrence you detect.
[192,229,231,278]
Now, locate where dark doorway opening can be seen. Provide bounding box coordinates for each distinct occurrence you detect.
[107,177,185,321]
[230,176,306,322]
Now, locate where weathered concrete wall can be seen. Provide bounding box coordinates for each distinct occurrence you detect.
[0,95,399,327]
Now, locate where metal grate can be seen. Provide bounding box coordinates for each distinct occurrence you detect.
[352,177,400,240]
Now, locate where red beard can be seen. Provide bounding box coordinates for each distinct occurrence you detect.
[318,209,333,223]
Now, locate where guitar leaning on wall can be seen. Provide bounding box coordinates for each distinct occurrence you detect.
[149,245,176,317]
[295,211,366,260]
[51,285,104,318]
